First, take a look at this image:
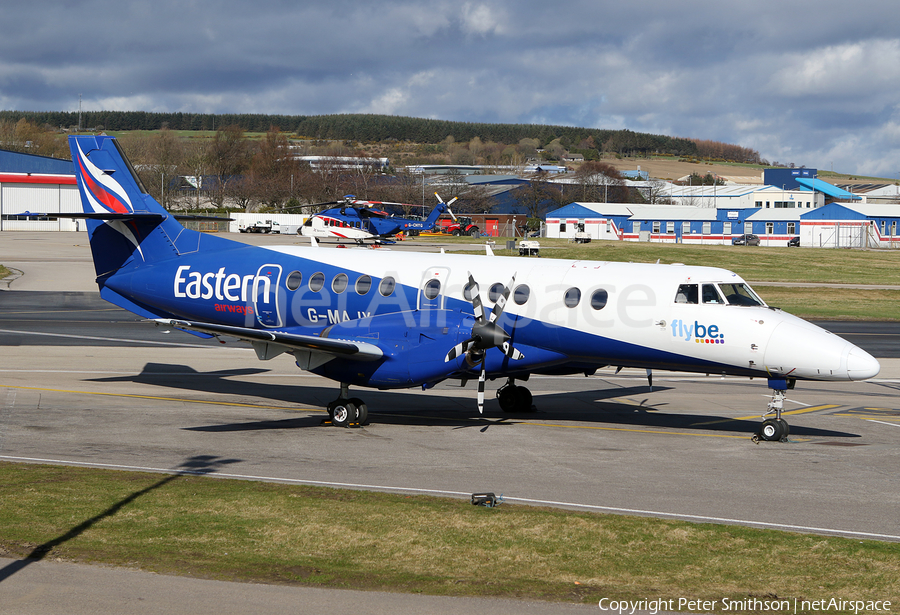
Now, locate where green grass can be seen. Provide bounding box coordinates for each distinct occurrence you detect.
[438,239,900,319]
[465,239,900,286]
[0,265,9,280]
[0,462,897,608]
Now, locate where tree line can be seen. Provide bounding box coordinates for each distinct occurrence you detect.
[0,110,747,159]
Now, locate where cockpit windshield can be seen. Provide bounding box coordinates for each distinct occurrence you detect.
[674,282,766,306]
[718,282,765,306]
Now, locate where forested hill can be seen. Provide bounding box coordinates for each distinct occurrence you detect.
[0,110,760,162]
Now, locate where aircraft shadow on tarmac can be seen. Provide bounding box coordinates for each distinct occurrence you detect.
[89,363,861,439]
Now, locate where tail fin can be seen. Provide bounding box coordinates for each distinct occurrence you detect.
[69,135,191,280]
[423,195,456,228]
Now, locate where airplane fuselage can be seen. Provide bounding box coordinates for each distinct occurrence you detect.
[103,239,880,390]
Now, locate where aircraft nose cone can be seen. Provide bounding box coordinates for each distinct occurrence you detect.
[847,346,880,380]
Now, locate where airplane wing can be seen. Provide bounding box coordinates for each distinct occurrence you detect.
[153,319,384,361]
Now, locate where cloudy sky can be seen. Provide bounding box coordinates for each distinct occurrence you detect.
[2,1,898,177]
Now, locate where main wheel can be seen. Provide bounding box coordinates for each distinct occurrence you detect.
[514,386,533,412]
[497,385,518,412]
[331,401,358,428]
[349,397,368,426]
[760,419,784,441]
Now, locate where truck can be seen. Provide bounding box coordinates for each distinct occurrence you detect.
[238,219,281,234]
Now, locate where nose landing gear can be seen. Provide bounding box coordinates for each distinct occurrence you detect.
[752,378,794,443]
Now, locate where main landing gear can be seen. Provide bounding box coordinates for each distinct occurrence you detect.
[496,378,534,413]
[752,378,794,443]
[326,383,368,428]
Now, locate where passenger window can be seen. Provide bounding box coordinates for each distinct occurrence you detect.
[675,284,698,304]
[355,275,372,295]
[488,283,505,302]
[590,289,608,310]
[702,284,723,304]
[423,279,441,300]
[564,287,581,308]
[309,272,325,292]
[286,271,303,291]
[513,284,530,305]
[463,281,479,301]
[379,276,395,297]
[332,273,348,294]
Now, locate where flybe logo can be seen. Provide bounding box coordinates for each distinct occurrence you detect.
[670,319,725,344]
[174,265,273,303]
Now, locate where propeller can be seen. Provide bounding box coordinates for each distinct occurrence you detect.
[434,193,458,220]
[445,272,524,413]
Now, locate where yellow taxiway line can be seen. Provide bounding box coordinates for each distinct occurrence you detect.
[2,384,312,412]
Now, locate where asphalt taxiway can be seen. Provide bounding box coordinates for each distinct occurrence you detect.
[1,232,899,612]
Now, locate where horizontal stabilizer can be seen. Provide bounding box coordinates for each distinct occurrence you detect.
[154,319,384,361]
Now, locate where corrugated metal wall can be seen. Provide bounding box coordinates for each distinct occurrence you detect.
[0,182,82,231]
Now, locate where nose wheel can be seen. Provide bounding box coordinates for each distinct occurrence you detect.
[753,386,790,442]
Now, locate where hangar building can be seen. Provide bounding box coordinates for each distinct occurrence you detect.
[0,149,80,232]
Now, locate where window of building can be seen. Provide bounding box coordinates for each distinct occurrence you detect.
[652,221,661,233]
[559,222,566,233]
[755,201,763,208]
[745,222,753,233]
[666,221,675,233]
[766,222,774,234]
[893,222,897,237]
[702,222,711,234]
[632,221,640,233]
[723,222,731,236]
[787,222,796,235]
[683,221,691,235]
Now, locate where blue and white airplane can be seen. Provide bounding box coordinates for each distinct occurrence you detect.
[68,134,880,440]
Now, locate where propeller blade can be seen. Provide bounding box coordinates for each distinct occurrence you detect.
[489,274,516,324]
[444,338,474,362]
[468,272,486,322]
[477,358,486,414]
[501,341,524,361]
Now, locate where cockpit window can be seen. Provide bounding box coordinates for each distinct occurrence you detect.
[702,284,724,304]
[675,284,698,304]
[719,283,765,306]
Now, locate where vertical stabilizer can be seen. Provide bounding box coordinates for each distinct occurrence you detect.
[69,135,191,280]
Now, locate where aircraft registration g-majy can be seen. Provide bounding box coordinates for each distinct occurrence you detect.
[68,135,880,441]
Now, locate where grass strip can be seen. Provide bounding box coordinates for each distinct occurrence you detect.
[753,287,900,321]
[455,239,900,287]
[0,462,897,608]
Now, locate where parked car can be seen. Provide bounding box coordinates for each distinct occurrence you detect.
[732,234,760,246]
[788,236,800,247]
